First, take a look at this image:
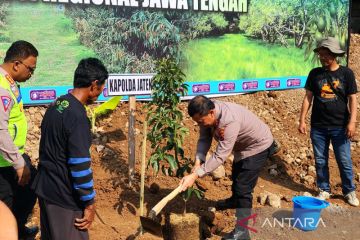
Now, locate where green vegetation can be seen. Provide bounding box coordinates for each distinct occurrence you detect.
[65,7,230,74]
[145,58,189,176]
[87,96,122,133]
[239,0,349,62]
[181,187,204,214]
[182,34,317,81]
[0,2,9,54]
[0,2,95,86]
[303,0,349,62]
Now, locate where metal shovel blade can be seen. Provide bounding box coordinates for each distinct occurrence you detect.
[140,216,163,237]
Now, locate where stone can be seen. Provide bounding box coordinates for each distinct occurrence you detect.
[269,169,279,176]
[304,175,315,185]
[268,164,277,169]
[257,193,268,206]
[96,145,105,153]
[266,194,281,208]
[299,153,307,160]
[285,156,294,164]
[301,192,313,197]
[300,147,308,152]
[208,207,216,212]
[299,172,306,179]
[93,138,100,145]
[211,165,226,180]
[135,128,141,135]
[308,166,316,174]
[103,148,114,156]
[295,158,301,163]
[101,136,108,143]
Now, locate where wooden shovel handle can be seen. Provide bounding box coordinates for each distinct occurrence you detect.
[151,185,182,216]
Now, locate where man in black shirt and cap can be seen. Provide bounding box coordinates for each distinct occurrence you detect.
[299,37,358,207]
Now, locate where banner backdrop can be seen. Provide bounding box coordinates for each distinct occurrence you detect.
[0,0,350,104]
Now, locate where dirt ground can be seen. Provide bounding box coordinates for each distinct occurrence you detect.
[28,34,360,240]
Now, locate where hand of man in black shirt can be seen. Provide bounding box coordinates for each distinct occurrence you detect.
[346,122,356,140]
[74,204,95,230]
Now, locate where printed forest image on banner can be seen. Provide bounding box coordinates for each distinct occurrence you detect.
[0,0,350,103]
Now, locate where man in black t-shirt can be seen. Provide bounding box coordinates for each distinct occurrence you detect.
[32,58,109,239]
[299,37,358,207]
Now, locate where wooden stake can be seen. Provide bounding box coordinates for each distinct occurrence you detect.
[128,95,136,187]
[139,120,147,234]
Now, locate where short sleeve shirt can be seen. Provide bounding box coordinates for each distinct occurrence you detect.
[305,66,357,128]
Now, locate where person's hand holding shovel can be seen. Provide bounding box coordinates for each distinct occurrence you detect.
[180,172,198,192]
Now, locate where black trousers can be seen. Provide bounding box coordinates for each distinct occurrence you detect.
[231,147,270,209]
[0,154,37,229]
[39,198,89,240]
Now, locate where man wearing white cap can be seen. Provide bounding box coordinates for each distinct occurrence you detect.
[298,37,359,206]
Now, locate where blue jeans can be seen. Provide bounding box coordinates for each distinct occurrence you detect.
[310,127,355,195]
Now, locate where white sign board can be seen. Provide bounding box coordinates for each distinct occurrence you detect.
[107,74,154,96]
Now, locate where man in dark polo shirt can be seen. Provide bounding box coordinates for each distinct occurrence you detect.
[32,58,108,240]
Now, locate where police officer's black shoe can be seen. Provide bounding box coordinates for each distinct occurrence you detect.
[221,227,251,240]
[215,197,237,210]
[18,226,39,239]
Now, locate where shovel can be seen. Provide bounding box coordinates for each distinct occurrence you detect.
[140,185,182,237]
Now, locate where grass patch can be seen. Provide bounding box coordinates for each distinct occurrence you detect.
[0,2,95,86]
[182,34,317,82]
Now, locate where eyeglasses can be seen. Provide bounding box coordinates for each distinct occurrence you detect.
[14,60,36,74]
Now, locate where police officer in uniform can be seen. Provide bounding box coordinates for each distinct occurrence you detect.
[0,40,39,238]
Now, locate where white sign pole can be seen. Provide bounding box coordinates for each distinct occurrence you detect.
[128,95,136,187]
[107,73,154,187]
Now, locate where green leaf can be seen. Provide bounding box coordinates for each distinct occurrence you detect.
[152,161,159,175]
[193,189,204,200]
[94,96,122,117]
[182,188,193,202]
[165,154,177,171]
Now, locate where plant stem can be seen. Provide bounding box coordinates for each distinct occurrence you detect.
[183,200,187,215]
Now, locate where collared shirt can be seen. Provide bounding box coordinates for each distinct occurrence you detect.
[0,68,25,169]
[196,100,273,177]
